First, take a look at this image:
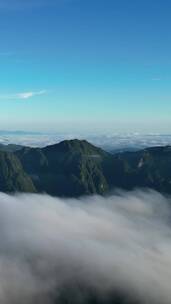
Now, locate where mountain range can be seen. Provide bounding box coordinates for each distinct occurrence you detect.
[0,139,170,196]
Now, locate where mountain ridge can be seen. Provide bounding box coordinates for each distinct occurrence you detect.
[0,139,170,196]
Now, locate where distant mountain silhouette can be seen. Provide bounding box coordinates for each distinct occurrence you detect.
[0,143,24,152]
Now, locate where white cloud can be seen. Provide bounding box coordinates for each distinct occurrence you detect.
[17,90,47,99]
[0,132,170,152]
[0,190,170,303]
[0,90,47,100]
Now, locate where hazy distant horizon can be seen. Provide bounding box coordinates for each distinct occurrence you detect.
[1,129,171,152]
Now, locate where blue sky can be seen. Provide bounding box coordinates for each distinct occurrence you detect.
[0,0,171,133]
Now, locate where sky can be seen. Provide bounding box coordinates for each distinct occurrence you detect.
[0,0,171,133]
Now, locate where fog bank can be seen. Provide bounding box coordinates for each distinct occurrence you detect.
[0,190,170,303]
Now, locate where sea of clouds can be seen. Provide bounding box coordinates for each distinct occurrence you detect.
[1,131,171,152]
[0,190,170,303]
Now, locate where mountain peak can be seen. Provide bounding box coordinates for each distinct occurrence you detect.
[43,139,106,156]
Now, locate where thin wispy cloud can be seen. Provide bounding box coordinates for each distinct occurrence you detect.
[0,90,47,100]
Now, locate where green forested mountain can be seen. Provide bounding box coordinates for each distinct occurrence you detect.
[16,140,112,196]
[114,145,171,193]
[0,151,36,193]
[0,140,171,196]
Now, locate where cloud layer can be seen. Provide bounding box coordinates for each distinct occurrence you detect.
[0,90,46,100]
[0,190,170,303]
[0,131,171,151]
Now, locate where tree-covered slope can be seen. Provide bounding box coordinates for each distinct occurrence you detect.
[115,145,171,193]
[0,151,36,193]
